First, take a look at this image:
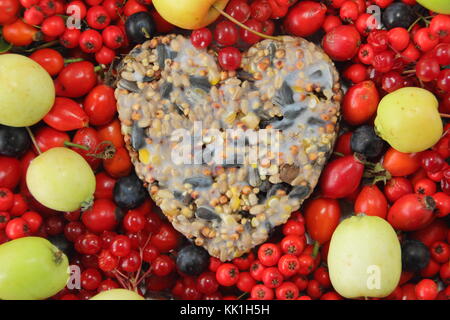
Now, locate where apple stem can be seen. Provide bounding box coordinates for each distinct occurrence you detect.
[26,127,42,155]
[212,4,283,42]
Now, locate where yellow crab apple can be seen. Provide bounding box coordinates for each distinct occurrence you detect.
[153,0,230,30]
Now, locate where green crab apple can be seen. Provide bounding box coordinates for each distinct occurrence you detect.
[153,0,230,30]
[328,215,402,299]
[0,54,55,127]
[416,0,450,14]
[26,147,96,212]
[374,87,443,153]
[0,237,69,300]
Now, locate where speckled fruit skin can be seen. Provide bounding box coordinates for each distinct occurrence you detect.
[0,54,55,127]
[0,237,69,300]
[90,289,145,300]
[152,0,230,30]
[328,215,401,299]
[374,87,443,153]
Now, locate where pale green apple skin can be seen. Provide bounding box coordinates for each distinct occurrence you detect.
[153,0,230,30]
[26,147,96,212]
[328,215,402,299]
[374,87,442,153]
[90,289,145,300]
[0,237,69,300]
[0,54,55,127]
[417,0,450,14]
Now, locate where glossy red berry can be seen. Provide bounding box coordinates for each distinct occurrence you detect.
[190,28,212,49]
[415,279,438,300]
[41,15,66,37]
[102,25,125,49]
[152,254,175,276]
[258,243,281,266]
[214,20,238,46]
[218,47,242,71]
[110,235,132,257]
[5,218,30,239]
[79,29,103,53]
[216,263,239,286]
[0,188,13,211]
[261,267,283,288]
[86,5,111,30]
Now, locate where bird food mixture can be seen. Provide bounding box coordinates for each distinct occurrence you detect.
[115,34,342,261]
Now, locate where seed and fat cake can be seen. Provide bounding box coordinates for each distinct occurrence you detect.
[115,34,342,261]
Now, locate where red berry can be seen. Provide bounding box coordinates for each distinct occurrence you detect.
[87,6,111,30]
[214,20,238,46]
[277,254,300,277]
[261,267,283,288]
[151,254,175,276]
[41,15,65,37]
[282,219,305,236]
[82,199,118,233]
[276,281,299,300]
[75,233,102,255]
[216,263,239,286]
[196,272,219,295]
[218,47,242,71]
[416,57,440,82]
[6,218,31,239]
[98,249,119,271]
[434,43,450,66]
[387,27,410,51]
[250,0,272,22]
[414,28,439,52]
[66,0,87,19]
[123,210,146,233]
[430,241,449,264]
[297,254,315,275]
[150,223,180,252]
[120,250,141,272]
[110,235,132,257]
[79,29,103,53]
[22,211,42,233]
[322,25,361,61]
[249,259,266,281]
[142,244,159,263]
[250,284,274,300]
[240,19,263,45]
[415,279,438,300]
[372,50,395,73]
[429,14,450,39]
[358,43,375,65]
[225,0,251,23]
[81,268,102,291]
[0,212,10,230]
[280,235,305,256]
[190,28,212,49]
[258,243,281,266]
[340,0,359,23]
[236,271,256,292]
[0,188,13,211]
[102,25,125,49]
[60,28,81,49]
[24,6,44,25]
